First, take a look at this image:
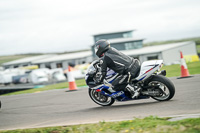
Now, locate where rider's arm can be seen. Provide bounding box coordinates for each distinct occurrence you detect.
[99,56,112,83]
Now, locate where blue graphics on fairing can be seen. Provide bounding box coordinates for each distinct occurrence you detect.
[105,69,118,83]
[93,69,131,101]
[139,76,147,81]
[101,89,130,101]
[90,83,133,101]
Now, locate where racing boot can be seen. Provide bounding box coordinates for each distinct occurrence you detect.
[125,84,140,99]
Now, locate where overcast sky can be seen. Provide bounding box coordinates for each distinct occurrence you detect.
[0,0,200,56]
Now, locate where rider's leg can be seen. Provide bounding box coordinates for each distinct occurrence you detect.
[111,74,140,98]
[112,75,128,91]
[126,60,141,98]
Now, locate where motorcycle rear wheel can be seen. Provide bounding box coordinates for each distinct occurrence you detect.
[89,89,115,106]
[148,75,175,101]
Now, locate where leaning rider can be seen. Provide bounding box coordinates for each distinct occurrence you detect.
[94,39,141,98]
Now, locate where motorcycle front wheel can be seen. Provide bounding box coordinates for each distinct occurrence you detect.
[148,75,175,101]
[89,89,115,106]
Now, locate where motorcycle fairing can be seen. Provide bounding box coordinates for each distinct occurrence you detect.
[134,60,163,81]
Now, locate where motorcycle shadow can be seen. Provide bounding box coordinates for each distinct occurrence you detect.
[87,100,174,111]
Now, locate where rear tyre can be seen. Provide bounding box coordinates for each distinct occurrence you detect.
[89,89,115,106]
[148,75,175,101]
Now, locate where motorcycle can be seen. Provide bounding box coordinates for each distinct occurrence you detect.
[85,60,175,106]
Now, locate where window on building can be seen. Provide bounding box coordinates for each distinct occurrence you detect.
[147,55,158,60]
[123,32,132,38]
[125,41,142,50]
[56,63,63,68]
[111,43,125,50]
[35,64,40,68]
[4,66,9,69]
[45,64,51,69]
[14,65,18,68]
[125,43,133,50]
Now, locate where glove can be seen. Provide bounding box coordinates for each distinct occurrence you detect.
[95,79,102,85]
[94,72,103,84]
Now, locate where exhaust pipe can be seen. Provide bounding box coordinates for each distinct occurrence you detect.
[157,70,166,76]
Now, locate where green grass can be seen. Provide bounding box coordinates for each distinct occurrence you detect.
[162,61,200,77]
[197,45,200,53]
[0,116,199,133]
[2,79,87,96]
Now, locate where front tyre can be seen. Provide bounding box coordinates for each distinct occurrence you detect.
[148,75,175,101]
[89,89,115,106]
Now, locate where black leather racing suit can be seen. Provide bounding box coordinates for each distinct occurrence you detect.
[98,47,140,91]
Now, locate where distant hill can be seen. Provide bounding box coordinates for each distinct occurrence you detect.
[0,54,42,66]
[144,36,200,46]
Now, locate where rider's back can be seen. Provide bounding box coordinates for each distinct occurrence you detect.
[103,47,135,75]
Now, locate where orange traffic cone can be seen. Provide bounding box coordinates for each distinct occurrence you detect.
[178,51,192,78]
[67,66,77,91]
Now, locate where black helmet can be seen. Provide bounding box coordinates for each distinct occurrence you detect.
[95,39,110,57]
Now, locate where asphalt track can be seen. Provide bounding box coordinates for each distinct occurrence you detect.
[0,75,200,130]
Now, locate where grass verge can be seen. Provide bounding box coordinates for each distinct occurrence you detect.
[197,45,200,53]
[0,116,199,133]
[2,78,87,96]
[161,61,200,77]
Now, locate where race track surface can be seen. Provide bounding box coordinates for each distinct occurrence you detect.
[0,75,200,130]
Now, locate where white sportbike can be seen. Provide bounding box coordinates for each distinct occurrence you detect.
[85,60,175,106]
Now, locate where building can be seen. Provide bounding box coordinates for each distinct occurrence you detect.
[32,51,92,69]
[121,41,198,65]
[2,51,92,70]
[92,30,144,58]
[2,54,56,69]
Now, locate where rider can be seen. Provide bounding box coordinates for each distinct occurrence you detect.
[94,39,141,98]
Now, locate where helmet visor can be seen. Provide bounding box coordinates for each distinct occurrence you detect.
[94,47,98,54]
[94,45,99,54]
